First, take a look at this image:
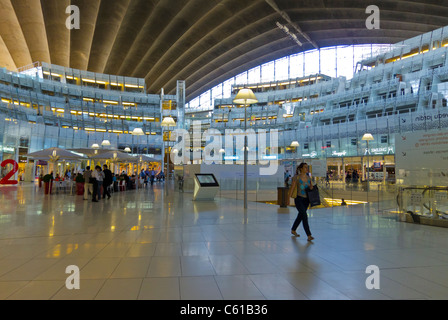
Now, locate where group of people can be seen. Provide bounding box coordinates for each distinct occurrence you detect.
[319,169,361,184]
[50,169,76,182]
[139,168,164,187]
[345,169,360,184]
[79,166,165,202]
[82,165,113,202]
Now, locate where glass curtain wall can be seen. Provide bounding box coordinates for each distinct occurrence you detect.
[186,44,392,111]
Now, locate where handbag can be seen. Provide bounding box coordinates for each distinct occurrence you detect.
[289,177,298,198]
[306,186,321,207]
[289,184,297,198]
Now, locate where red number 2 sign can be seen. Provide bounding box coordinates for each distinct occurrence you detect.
[0,159,18,185]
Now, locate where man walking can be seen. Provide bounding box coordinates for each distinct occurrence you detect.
[103,164,112,199]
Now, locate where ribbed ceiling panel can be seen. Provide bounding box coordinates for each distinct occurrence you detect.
[0,0,447,101]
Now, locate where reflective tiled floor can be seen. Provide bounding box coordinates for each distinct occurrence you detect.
[1,183,448,300]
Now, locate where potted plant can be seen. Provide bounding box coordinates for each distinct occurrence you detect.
[75,173,85,195]
[42,174,53,194]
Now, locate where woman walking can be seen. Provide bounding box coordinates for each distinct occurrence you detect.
[288,162,315,241]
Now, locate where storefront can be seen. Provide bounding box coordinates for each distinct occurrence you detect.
[326,154,395,183]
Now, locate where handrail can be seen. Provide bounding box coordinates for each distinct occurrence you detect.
[397,186,448,221]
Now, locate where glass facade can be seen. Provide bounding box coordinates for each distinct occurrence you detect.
[0,63,186,180]
[184,26,448,185]
[3,25,448,184]
[186,44,393,112]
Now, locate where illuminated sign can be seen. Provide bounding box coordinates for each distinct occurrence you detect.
[365,146,395,155]
[332,151,347,157]
[2,146,15,153]
[302,151,317,158]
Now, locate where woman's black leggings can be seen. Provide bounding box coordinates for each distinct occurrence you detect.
[292,196,311,236]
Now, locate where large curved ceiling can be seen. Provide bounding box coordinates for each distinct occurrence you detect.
[1,0,448,102]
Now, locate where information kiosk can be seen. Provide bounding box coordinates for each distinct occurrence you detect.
[193,174,220,201]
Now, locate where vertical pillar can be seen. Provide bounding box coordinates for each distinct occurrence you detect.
[176,80,186,130]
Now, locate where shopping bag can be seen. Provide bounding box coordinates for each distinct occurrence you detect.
[306,186,321,207]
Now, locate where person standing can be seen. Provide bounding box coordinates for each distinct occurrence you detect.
[144,168,150,187]
[91,166,99,202]
[95,166,104,200]
[288,162,315,241]
[103,164,112,199]
[83,166,93,200]
[284,170,291,187]
[91,166,103,202]
[150,168,155,186]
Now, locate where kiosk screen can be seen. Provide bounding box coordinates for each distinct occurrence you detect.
[195,174,219,187]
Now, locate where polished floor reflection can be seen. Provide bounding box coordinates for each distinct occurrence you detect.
[1,183,448,300]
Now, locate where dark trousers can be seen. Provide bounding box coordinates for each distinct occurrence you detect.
[97,181,103,199]
[103,181,111,198]
[292,196,311,236]
[92,179,98,201]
